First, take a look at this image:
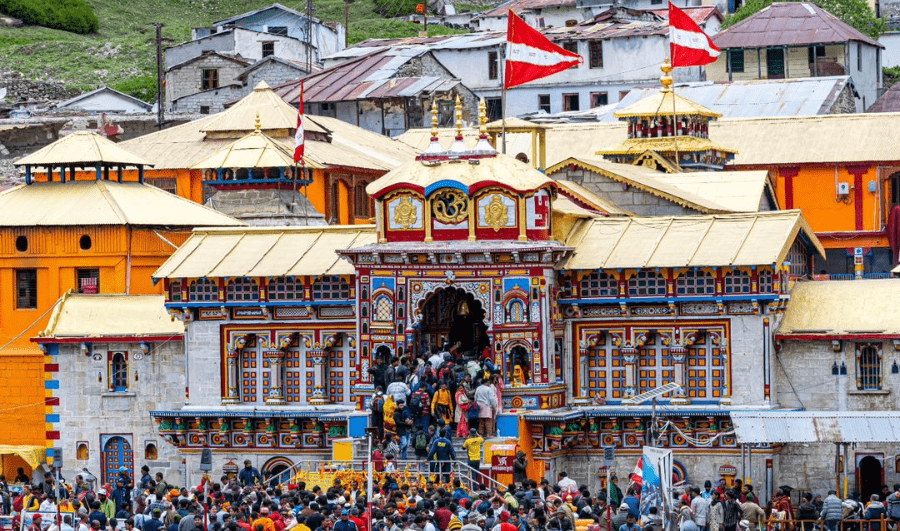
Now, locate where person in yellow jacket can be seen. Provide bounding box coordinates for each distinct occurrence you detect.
[431,381,454,426]
[383,394,397,436]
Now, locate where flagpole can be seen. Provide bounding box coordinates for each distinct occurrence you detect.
[501,44,507,154]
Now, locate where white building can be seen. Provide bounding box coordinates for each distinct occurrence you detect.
[326,8,705,119]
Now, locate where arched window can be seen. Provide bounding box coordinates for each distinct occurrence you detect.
[110,352,128,392]
[312,276,350,300]
[676,270,715,295]
[627,271,666,296]
[374,295,393,322]
[857,344,882,390]
[580,272,618,297]
[268,277,303,300]
[76,442,89,460]
[226,278,259,301]
[505,298,527,323]
[144,443,158,461]
[758,270,774,293]
[188,278,218,302]
[169,281,182,302]
[724,270,751,294]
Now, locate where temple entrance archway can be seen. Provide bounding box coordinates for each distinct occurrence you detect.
[418,287,489,355]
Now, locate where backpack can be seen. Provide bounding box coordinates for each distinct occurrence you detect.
[371,395,384,414]
[467,402,480,421]
[415,432,429,451]
[13,493,23,513]
[888,494,900,519]
[409,392,423,414]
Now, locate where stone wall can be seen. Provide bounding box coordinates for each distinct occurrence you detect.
[55,340,186,485]
[166,55,248,111]
[185,321,223,408]
[171,85,245,115]
[552,167,699,216]
[245,62,305,90]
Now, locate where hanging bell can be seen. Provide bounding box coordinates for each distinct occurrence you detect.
[457,300,470,317]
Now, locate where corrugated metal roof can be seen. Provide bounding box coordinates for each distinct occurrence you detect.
[366,152,555,197]
[15,131,151,168]
[36,293,183,340]
[647,6,723,24]
[777,279,900,337]
[713,2,882,49]
[730,411,900,443]
[153,226,376,280]
[558,210,823,270]
[276,49,462,104]
[0,181,243,227]
[547,156,768,213]
[867,83,900,113]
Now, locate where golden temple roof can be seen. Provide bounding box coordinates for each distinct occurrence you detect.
[366,152,554,197]
[778,279,900,337]
[0,181,243,227]
[559,210,823,270]
[37,293,183,340]
[200,81,327,135]
[15,130,151,168]
[153,225,375,280]
[599,135,736,156]
[190,128,324,170]
[613,90,722,119]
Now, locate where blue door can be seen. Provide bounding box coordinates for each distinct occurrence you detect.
[101,435,133,486]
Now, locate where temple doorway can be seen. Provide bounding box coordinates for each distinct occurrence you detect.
[857,453,884,502]
[418,287,489,355]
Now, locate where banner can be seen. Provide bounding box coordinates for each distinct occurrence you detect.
[638,446,672,521]
[20,510,76,531]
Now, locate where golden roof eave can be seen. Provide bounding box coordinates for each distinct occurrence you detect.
[598,136,738,156]
[613,91,722,119]
[15,131,152,168]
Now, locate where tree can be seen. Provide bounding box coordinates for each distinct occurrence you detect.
[722,0,884,39]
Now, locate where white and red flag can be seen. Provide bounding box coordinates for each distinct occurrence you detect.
[504,10,582,89]
[668,1,720,67]
[293,80,305,165]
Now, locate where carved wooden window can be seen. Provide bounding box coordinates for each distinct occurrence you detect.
[188,278,218,302]
[627,271,666,296]
[580,271,618,297]
[758,270,774,293]
[676,270,715,295]
[857,343,882,390]
[724,270,751,294]
[313,275,350,300]
[226,278,259,302]
[169,281,182,302]
[374,295,393,322]
[268,277,303,300]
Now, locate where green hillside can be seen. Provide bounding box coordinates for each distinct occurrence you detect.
[0,0,466,102]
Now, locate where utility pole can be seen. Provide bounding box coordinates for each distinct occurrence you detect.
[306,0,314,73]
[153,22,164,130]
[344,0,352,48]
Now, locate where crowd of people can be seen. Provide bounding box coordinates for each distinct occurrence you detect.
[367,344,506,463]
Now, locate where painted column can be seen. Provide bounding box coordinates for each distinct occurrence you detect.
[265,350,286,405]
[309,347,327,405]
[222,348,240,405]
[669,346,690,405]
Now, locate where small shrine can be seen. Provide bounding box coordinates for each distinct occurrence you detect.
[191,113,325,226]
[599,60,737,171]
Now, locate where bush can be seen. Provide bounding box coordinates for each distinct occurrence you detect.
[113,75,158,104]
[0,0,98,34]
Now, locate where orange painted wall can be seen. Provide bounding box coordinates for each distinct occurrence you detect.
[771,164,888,248]
[0,226,190,448]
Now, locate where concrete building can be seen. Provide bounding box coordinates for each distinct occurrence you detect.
[165,3,345,113]
[33,294,186,486]
[325,8,705,118]
[708,2,883,112]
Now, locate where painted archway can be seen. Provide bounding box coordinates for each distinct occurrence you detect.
[417,286,489,354]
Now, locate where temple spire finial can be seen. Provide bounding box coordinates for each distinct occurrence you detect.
[660,59,674,93]
[474,97,496,154]
[254,111,262,132]
[430,100,439,140]
[454,95,463,140]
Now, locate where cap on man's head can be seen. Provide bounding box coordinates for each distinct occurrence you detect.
[469,429,478,435]
[98,489,107,495]
[341,510,349,516]
[499,512,510,522]
[244,460,252,465]
[619,504,630,511]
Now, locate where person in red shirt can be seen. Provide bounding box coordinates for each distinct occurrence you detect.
[499,512,518,531]
[434,499,453,531]
[350,508,367,531]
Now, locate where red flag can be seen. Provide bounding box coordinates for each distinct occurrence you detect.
[630,457,644,489]
[293,80,305,165]
[504,10,582,89]
[669,2,720,67]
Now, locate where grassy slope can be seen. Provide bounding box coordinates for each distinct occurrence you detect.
[0,0,466,101]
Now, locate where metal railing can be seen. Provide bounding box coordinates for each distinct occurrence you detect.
[754,517,895,531]
[269,457,506,492]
